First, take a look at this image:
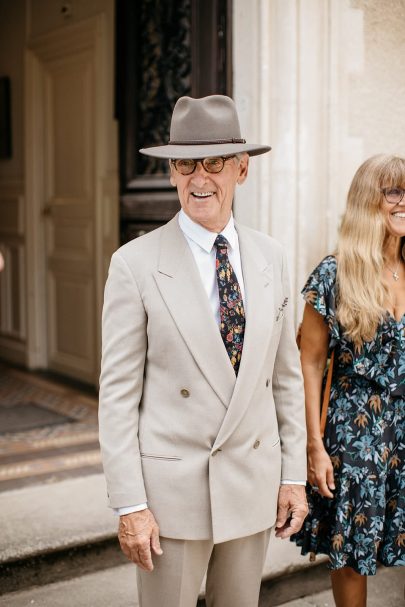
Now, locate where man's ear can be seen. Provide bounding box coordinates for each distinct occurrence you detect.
[237,154,249,185]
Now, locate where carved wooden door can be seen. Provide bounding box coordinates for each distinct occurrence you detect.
[116,0,232,243]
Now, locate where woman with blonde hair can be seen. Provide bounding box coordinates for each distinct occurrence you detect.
[293,154,405,606]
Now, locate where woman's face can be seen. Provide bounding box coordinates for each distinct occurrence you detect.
[381,187,405,238]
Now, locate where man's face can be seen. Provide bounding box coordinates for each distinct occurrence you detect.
[170,154,249,232]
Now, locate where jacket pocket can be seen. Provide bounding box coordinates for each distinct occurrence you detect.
[140,453,182,461]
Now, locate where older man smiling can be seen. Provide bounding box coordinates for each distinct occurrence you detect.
[99,95,308,607]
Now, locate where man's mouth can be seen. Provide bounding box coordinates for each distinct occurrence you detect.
[191,191,214,199]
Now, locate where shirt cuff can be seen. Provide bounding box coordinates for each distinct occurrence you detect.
[114,503,148,516]
[280,480,306,486]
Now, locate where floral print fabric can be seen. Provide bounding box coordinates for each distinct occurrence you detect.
[292,255,405,575]
[215,235,245,375]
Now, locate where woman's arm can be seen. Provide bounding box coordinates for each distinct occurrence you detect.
[300,303,335,498]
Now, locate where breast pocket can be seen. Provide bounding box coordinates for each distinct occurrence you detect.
[140,453,182,461]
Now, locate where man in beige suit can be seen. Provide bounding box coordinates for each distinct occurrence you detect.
[99,95,308,607]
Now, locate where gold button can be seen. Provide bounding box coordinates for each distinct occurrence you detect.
[266,379,270,387]
[180,389,190,398]
[253,440,261,449]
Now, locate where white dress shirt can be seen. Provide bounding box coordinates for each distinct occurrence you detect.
[178,210,246,324]
[115,211,303,516]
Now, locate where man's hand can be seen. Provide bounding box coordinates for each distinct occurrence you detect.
[275,484,308,539]
[118,509,163,571]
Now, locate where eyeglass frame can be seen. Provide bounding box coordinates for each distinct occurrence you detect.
[380,187,405,204]
[170,155,237,175]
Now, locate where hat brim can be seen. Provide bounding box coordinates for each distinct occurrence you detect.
[139,143,271,159]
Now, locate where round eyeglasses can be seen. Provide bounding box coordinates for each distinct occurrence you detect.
[381,187,405,204]
[171,156,236,175]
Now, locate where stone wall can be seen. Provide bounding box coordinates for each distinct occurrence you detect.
[233,0,405,322]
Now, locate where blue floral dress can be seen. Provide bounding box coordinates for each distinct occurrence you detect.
[292,256,405,575]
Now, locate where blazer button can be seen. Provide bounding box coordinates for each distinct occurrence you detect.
[180,389,190,398]
[266,378,270,387]
[253,440,261,449]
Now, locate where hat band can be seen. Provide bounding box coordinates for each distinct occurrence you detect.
[167,138,246,145]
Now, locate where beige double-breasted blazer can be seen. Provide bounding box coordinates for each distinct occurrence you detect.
[98,214,306,544]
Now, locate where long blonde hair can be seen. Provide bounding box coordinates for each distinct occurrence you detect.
[336,154,405,348]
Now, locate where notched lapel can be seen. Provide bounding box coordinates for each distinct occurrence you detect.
[153,217,236,408]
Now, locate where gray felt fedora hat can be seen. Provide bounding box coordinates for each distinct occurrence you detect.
[139,95,271,159]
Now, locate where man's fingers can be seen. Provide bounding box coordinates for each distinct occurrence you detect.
[124,537,154,571]
[275,506,308,539]
[275,503,289,528]
[119,542,132,562]
[117,510,162,571]
[276,517,302,539]
[119,535,139,564]
[288,511,306,534]
[276,485,308,538]
[151,527,163,555]
[138,542,154,571]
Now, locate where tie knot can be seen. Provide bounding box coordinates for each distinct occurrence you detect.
[215,234,229,250]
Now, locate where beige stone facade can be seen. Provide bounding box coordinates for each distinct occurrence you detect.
[233,0,405,321]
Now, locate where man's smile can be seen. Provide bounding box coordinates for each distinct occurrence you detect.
[191,191,215,199]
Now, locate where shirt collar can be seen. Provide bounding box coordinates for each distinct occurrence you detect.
[178,209,238,253]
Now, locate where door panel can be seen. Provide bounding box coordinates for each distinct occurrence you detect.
[43,50,96,382]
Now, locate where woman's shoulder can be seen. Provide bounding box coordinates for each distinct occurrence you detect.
[316,254,337,271]
[302,255,338,324]
[305,254,337,287]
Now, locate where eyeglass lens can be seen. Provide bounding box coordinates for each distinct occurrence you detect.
[382,187,405,203]
[173,157,233,175]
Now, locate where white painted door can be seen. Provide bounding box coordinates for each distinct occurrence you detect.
[42,48,96,383]
[26,13,118,386]
[25,18,108,385]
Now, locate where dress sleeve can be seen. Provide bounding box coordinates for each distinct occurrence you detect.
[302,255,340,347]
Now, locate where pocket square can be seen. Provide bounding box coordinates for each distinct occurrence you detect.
[276,297,289,321]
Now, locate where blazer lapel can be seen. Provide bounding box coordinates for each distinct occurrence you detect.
[154,216,236,408]
[214,225,275,446]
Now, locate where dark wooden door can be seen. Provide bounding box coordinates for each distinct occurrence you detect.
[115,0,232,243]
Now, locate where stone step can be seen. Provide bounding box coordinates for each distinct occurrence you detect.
[0,560,403,607]
[0,472,327,598]
[0,474,121,594]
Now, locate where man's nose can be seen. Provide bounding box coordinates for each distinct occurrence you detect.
[191,161,209,184]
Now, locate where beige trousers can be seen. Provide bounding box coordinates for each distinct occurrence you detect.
[136,528,271,607]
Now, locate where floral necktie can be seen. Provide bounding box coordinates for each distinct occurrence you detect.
[215,235,245,375]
